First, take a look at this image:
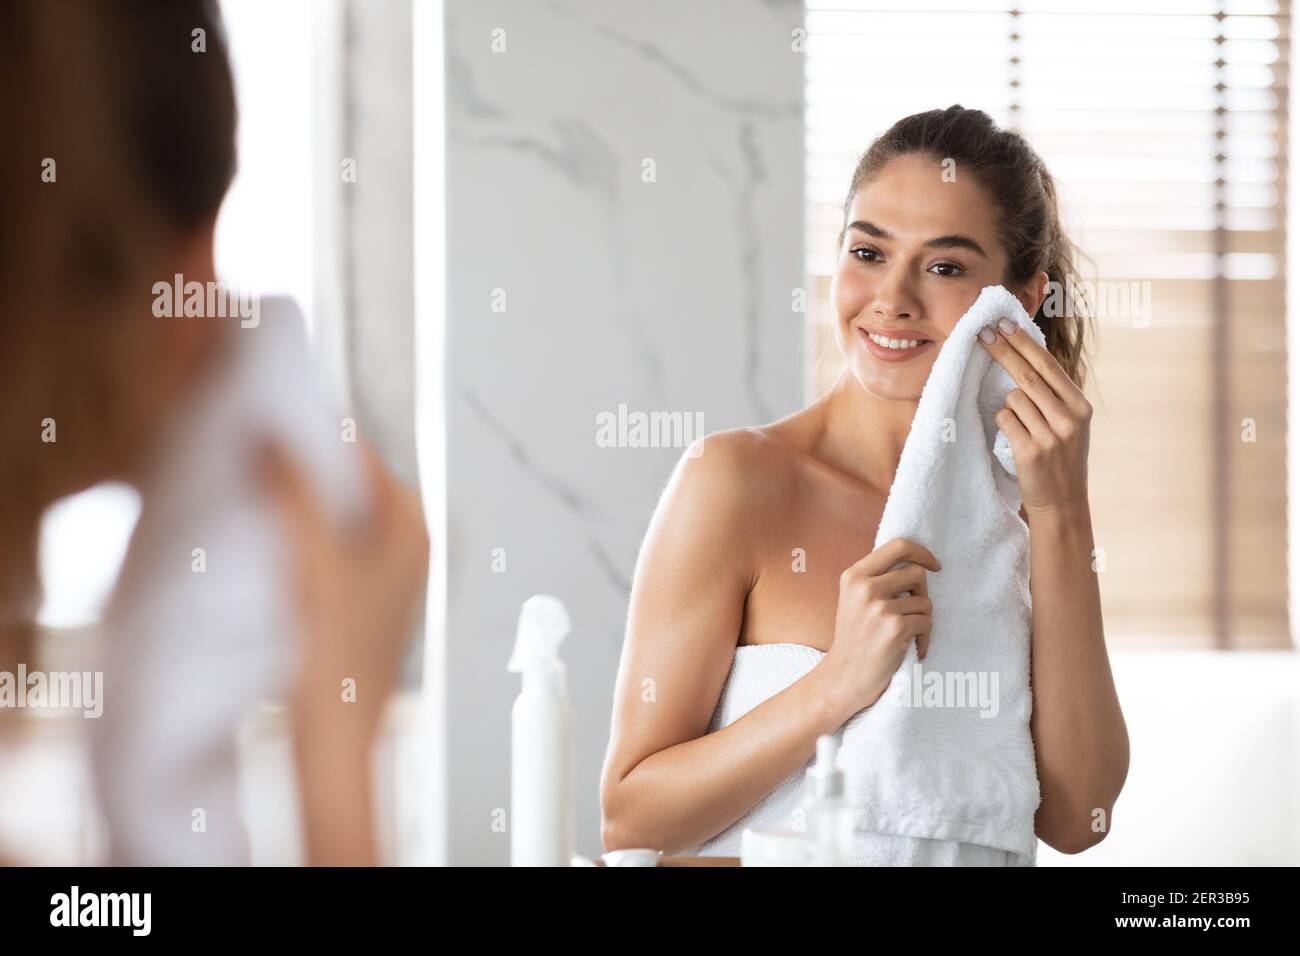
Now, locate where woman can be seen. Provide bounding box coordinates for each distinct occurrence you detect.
[0,0,425,865]
[600,106,1128,862]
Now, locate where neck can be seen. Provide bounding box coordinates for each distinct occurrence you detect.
[160,261,232,403]
[814,370,920,493]
[125,262,234,484]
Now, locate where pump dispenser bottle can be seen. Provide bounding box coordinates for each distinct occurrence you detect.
[799,735,855,866]
[507,595,575,866]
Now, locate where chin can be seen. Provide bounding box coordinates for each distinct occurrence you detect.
[845,354,933,402]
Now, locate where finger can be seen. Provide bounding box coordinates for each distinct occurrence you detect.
[853,537,941,577]
[994,406,1032,453]
[907,613,933,661]
[875,562,929,600]
[1003,387,1054,444]
[997,347,1076,437]
[978,328,1062,427]
[257,439,328,555]
[355,442,430,576]
[358,441,398,527]
[981,316,1089,418]
[899,613,932,654]
[997,317,1089,413]
[348,436,412,541]
[885,593,931,616]
[386,492,431,586]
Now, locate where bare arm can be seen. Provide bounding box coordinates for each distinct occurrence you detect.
[1024,500,1129,853]
[978,316,1128,855]
[599,434,856,854]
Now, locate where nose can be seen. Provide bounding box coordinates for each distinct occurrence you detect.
[870,263,921,323]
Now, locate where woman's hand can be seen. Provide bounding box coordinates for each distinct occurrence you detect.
[258,438,429,865]
[978,317,1093,519]
[261,439,428,736]
[821,537,941,718]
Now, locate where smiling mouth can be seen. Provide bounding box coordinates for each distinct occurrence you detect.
[864,330,929,349]
[857,326,935,361]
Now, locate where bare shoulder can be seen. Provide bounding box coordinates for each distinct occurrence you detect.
[636,427,800,591]
[667,426,801,512]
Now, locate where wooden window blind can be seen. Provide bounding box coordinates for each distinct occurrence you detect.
[805,0,1291,649]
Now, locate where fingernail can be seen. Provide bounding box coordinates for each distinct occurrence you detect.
[997,317,1017,335]
[978,326,997,344]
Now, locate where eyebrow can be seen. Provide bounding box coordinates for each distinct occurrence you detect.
[846,220,989,259]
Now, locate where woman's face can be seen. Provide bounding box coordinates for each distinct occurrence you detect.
[831,153,1026,401]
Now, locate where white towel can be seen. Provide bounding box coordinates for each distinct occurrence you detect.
[844,282,1043,860]
[694,284,1043,863]
[91,297,367,865]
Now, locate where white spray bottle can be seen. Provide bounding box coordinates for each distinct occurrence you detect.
[507,595,575,866]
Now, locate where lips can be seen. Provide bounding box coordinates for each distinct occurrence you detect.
[856,326,935,363]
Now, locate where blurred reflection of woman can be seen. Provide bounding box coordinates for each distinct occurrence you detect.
[0,0,426,866]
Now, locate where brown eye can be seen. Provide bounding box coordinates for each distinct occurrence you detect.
[930,261,963,278]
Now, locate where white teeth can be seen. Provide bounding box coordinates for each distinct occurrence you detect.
[867,332,926,350]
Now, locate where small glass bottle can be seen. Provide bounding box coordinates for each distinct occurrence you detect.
[798,735,855,866]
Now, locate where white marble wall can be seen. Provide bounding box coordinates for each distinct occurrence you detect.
[444,0,805,864]
[313,0,419,482]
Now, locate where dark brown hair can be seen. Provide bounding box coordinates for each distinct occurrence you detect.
[0,0,239,513]
[0,0,237,300]
[843,105,1093,389]
[102,0,238,232]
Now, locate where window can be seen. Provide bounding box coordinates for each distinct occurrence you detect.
[214,0,315,330]
[805,0,1290,649]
